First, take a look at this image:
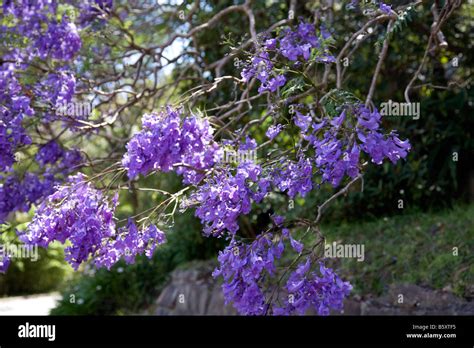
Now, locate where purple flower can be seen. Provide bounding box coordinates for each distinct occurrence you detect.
[294,110,312,133]
[22,173,166,270]
[320,25,331,40]
[143,224,167,258]
[189,161,268,237]
[355,105,411,165]
[240,21,334,95]
[0,173,58,224]
[272,215,285,226]
[38,72,77,111]
[258,75,286,93]
[279,22,319,62]
[272,156,313,198]
[21,174,118,270]
[239,137,258,151]
[0,71,33,171]
[266,124,283,140]
[290,236,304,253]
[379,2,392,14]
[241,67,256,82]
[36,141,63,167]
[0,253,10,274]
[264,38,277,50]
[214,235,351,316]
[274,260,352,315]
[330,110,346,128]
[59,148,83,171]
[241,50,286,94]
[250,51,273,84]
[96,220,167,268]
[213,234,282,315]
[306,104,410,187]
[0,0,110,174]
[356,105,380,130]
[312,130,360,187]
[35,20,82,61]
[123,106,220,184]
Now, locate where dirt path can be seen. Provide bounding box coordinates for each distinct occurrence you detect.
[0,292,60,315]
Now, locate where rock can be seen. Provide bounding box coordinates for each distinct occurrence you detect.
[340,299,361,315]
[361,284,474,315]
[464,284,474,300]
[155,284,179,308]
[149,260,237,315]
[207,286,236,315]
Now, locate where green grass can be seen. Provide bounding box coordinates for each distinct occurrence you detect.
[320,204,473,298]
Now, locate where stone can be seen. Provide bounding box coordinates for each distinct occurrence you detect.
[150,260,236,315]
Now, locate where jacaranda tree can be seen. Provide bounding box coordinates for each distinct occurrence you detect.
[0,0,463,315]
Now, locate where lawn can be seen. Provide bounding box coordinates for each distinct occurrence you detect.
[321,204,474,298]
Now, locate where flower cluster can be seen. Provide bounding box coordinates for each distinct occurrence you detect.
[20,174,118,270]
[0,0,112,169]
[297,104,411,187]
[241,51,286,94]
[122,107,221,184]
[0,141,83,224]
[306,111,362,187]
[349,0,392,14]
[241,21,335,94]
[212,234,284,315]
[279,22,334,63]
[212,228,350,315]
[95,220,166,269]
[379,2,392,14]
[36,141,83,170]
[0,69,34,172]
[205,102,409,315]
[273,259,353,315]
[0,0,111,238]
[36,71,77,120]
[36,141,63,167]
[35,20,81,61]
[0,173,55,224]
[1,1,81,120]
[265,124,283,140]
[188,160,270,237]
[271,156,314,198]
[21,173,166,270]
[355,105,411,165]
[77,0,113,25]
